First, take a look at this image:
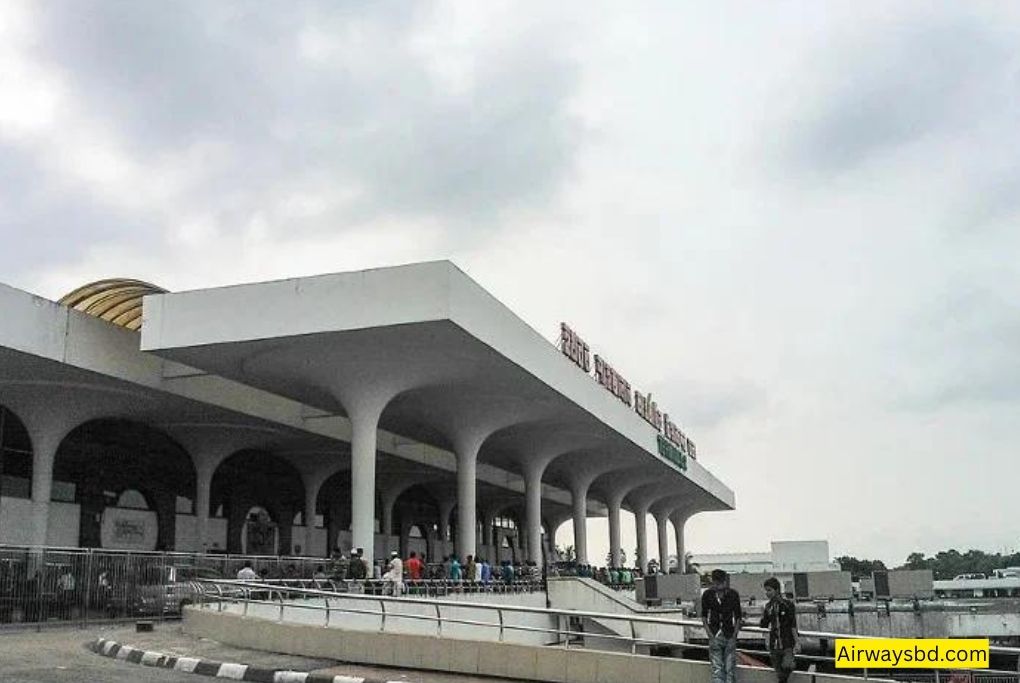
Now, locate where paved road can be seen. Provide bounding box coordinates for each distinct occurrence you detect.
[0,624,518,683]
[0,627,206,683]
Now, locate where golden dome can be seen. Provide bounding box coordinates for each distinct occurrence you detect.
[58,279,167,331]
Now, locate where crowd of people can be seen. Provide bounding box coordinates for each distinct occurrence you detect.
[237,549,548,595]
[553,563,640,586]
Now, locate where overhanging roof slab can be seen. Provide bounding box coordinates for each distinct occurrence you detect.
[140,261,735,513]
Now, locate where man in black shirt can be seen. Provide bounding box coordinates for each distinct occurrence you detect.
[348,548,367,581]
[759,577,799,683]
[702,569,742,683]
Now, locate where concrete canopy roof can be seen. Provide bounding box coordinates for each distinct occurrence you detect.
[141,261,734,516]
[0,280,566,512]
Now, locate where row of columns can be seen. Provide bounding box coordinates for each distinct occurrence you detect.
[6,386,692,570]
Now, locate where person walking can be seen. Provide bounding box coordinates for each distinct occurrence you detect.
[702,569,742,683]
[760,577,799,683]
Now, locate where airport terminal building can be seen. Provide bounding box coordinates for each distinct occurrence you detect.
[0,261,734,567]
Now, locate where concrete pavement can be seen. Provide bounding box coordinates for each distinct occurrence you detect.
[0,625,525,683]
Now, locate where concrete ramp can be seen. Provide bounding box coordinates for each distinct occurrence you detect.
[547,577,688,652]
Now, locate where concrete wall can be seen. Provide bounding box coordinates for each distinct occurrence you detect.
[804,571,852,599]
[727,573,778,601]
[796,607,1020,639]
[0,497,33,545]
[175,514,198,552]
[883,570,934,599]
[184,607,889,683]
[772,541,834,572]
[206,518,227,552]
[100,507,158,551]
[47,502,79,547]
[548,578,688,646]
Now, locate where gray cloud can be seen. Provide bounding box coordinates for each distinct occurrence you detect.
[892,285,1020,410]
[791,16,1013,174]
[22,1,580,246]
[0,143,145,278]
[650,378,768,432]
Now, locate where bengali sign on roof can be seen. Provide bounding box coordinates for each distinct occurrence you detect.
[559,322,696,469]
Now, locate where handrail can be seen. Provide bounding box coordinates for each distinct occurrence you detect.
[196,579,1020,659]
[192,584,1020,682]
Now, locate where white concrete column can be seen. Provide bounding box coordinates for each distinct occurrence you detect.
[348,407,383,566]
[481,513,493,546]
[608,496,623,568]
[571,483,589,565]
[656,513,670,573]
[670,511,687,573]
[438,497,455,542]
[29,427,64,548]
[381,491,400,538]
[195,462,215,552]
[634,505,649,572]
[524,463,547,564]
[304,481,318,535]
[454,436,482,560]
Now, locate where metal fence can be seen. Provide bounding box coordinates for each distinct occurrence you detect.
[195,579,1020,682]
[0,545,547,629]
[0,544,328,629]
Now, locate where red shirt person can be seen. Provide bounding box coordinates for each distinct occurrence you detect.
[406,552,424,580]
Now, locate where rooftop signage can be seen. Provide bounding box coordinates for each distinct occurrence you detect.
[559,322,696,467]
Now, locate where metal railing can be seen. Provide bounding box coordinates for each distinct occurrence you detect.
[237,577,545,597]
[194,579,1020,683]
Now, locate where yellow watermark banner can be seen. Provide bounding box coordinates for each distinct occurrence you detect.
[834,639,989,669]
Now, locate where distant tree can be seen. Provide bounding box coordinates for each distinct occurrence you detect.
[556,544,576,563]
[894,548,1020,579]
[836,556,887,580]
[903,552,929,570]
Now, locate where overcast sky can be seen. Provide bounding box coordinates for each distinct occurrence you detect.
[3,1,1019,566]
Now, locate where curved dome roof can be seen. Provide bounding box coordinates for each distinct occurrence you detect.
[58,278,168,331]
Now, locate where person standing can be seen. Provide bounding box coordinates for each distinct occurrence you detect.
[406,552,423,581]
[702,569,742,683]
[236,561,258,580]
[348,548,367,581]
[480,557,492,587]
[383,551,403,596]
[500,560,514,585]
[473,556,484,583]
[449,556,462,582]
[760,577,799,683]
